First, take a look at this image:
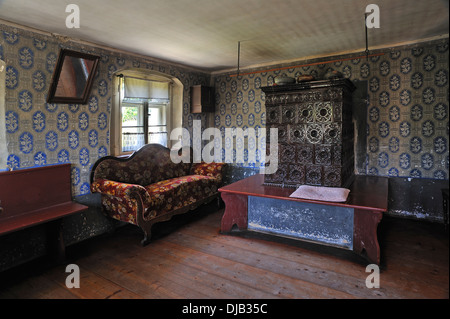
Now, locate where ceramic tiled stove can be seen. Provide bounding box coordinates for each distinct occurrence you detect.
[261,78,356,188]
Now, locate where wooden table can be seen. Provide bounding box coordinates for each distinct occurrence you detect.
[219,174,388,265]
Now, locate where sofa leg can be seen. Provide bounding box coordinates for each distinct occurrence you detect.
[141,234,151,246]
[140,228,152,246]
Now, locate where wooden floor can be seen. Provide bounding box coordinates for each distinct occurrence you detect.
[0,204,448,299]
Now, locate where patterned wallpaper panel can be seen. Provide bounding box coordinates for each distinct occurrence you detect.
[212,38,449,180]
[0,24,210,196]
[1,22,448,200]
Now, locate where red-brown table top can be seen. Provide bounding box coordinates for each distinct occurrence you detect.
[219,174,388,212]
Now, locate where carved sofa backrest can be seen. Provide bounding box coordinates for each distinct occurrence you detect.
[90,144,192,186]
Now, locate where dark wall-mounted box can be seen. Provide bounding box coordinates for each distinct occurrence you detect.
[191,85,215,113]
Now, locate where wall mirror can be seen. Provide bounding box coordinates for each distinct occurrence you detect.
[47,49,100,104]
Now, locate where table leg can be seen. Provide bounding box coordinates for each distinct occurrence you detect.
[220,192,248,232]
[353,209,383,265]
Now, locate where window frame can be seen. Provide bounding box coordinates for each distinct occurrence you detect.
[110,69,182,157]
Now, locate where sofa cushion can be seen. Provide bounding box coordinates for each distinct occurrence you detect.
[142,175,219,221]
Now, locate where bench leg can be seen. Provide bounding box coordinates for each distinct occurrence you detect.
[46,219,66,264]
[353,209,383,265]
[220,192,248,233]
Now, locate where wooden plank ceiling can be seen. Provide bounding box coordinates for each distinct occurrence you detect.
[0,0,448,71]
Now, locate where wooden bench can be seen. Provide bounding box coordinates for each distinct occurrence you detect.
[0,164,88,261]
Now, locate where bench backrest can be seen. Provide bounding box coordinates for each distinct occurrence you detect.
[90,144,192,186]
[0,164,72,221]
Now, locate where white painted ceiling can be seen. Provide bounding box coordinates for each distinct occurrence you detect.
[0,0,448,72]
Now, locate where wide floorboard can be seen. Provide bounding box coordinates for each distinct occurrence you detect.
[0,204,448,299]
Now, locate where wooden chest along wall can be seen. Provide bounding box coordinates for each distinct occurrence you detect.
[261,78,356,188]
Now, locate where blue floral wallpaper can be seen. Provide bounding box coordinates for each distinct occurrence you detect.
[1,22,448,199]
[212,38,449,181]
[0,24,209,196]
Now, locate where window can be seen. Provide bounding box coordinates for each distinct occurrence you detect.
[110,70,183,157]
[120,98,169,152]
[119,76,171,153]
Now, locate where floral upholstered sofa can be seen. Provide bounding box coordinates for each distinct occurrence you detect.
[90,144,226,245]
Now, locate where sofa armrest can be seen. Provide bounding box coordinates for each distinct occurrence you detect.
[91,179,148,198]
[190,162,226,182]
[91,179,152,225]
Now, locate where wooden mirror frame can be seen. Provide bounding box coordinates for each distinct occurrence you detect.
[47,49,100,104]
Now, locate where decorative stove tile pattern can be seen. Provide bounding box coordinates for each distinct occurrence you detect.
[261,80,355,188]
